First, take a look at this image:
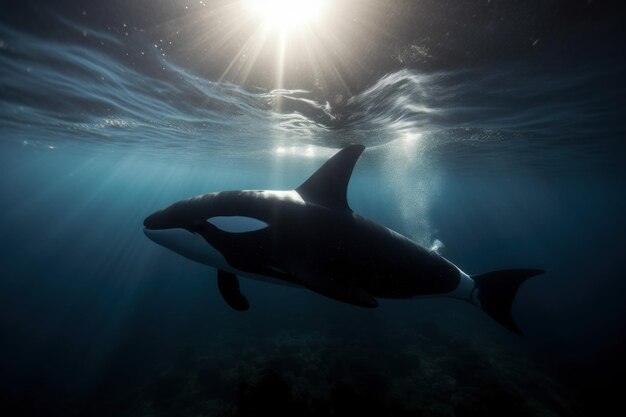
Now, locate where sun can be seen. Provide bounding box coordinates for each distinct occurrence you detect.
[213,0,342,98]
[244,0,329,31]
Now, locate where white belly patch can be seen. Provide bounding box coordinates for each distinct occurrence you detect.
[144,227,231,269]
[447,267,476,303]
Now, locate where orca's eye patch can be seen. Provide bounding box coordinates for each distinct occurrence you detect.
[206,216,269,233]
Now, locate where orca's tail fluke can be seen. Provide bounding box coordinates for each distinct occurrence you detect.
[472,269,544,335]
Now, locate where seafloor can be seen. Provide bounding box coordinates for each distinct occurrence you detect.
[74,316,580,417]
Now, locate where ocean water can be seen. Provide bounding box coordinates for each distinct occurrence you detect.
[1,8,626,417]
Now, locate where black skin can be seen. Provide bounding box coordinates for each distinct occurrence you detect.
[143,189,461,299]
[144,145,543,333]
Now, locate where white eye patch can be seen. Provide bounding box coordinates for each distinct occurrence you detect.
[207,216,269,233]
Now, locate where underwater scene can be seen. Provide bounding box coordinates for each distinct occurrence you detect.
[1,1,625,416]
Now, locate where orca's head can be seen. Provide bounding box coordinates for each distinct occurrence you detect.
[143,194,214,233]
[143,192,269,268]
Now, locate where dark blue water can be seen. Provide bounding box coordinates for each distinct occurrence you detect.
[1,8,625,417]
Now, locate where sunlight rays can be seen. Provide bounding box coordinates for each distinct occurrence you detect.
[156,1,375,106]
[143,0,405,125]
[237,0,331,105]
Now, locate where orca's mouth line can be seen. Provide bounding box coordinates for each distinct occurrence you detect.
[143,226,198,236]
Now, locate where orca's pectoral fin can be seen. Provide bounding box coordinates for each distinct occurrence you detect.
[217,270,250,311]
[290,268,378,308]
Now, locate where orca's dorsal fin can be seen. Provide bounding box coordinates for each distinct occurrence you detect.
[295,144,365,211]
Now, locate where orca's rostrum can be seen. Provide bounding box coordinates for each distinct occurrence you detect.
[144,145,543,334]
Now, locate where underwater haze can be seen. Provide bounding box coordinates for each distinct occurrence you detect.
[1,1,626,416]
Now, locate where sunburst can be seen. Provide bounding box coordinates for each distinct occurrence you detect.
[244,0,328,31]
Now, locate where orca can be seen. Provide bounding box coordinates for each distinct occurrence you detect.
[144,145,543,334]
